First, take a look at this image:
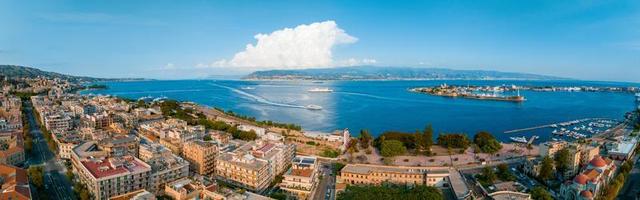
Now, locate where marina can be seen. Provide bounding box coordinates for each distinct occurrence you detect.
[504,118,619,143]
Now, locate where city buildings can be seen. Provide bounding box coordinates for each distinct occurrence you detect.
[280,156,320,200]
[0,164,31,200]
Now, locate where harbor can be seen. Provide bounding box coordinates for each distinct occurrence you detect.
[411,84,526,102]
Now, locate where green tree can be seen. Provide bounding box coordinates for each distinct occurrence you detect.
[473,131,502,154]
[477,166,496,185]
[337,184,443,200]
[359,129,372,149]
[554,148,571,175]
[436,133,470,149]
[28,166,44,189]
[496,163,516,181]
[538,156,554,181]
[321,149,340,158]
[79,189,91,200]
[203,134,212,141]
[530,186,553,200]
[424,124,434,148]
[414,130,425,151]
[380,140,407,157]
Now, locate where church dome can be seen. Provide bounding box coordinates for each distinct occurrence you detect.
[574,174,588,185]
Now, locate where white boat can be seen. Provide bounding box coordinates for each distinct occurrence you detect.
[241,86,255,90]
[510,136,528,143]
[308,88,333,93]
[305,104,323,110]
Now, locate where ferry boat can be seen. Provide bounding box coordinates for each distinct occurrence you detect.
[305,104,323,110]
[308,88,333,93]
[510,136,528,143]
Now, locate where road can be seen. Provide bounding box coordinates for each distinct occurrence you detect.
[617,155,640,200]
[314,162,336,200]
[24,102,76,200]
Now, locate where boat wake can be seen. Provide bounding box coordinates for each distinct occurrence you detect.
[109,89,207,95]
[209,83,307,109]
[336,91,410,102]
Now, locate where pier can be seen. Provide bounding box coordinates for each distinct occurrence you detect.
[503,118,608,134]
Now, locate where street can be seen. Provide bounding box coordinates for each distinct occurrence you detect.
[24,102,76,200]
[314,162,336,200]
[617,155,640,200]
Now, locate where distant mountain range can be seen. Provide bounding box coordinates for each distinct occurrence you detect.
[244,66,565,80]
[0,65,143,83]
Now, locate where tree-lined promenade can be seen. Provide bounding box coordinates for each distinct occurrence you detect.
[342,124,536,167]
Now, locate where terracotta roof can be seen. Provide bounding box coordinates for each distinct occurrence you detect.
[589,156,607,167]
[580,190,593,198]
[291,168,313,177]
[81,157,149,179]
[574,174,588,185]
[205,184,217,193]
[0,164,31,200]
[583,169,600,182]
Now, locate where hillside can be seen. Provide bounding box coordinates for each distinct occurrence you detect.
[0,65,140,83]
[244,66,565,80]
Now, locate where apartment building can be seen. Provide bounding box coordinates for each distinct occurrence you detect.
[338,164,450,187]
[138,142,189,194]
[280,156,320,200]
[52,130,83,159]
[0,130,25,166]
[182,140,218,176]
[71,142,152,200]
[215,151,271,192]
[215,140,295,192]
[44,113,73,131]
[539,141,568,158]
[98,134,139,157]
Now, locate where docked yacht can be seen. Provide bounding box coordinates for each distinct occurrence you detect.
[510,136,528,143]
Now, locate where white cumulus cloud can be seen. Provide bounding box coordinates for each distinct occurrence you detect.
[216,20,358,69]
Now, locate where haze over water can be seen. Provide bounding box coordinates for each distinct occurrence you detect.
[84,80,638,142]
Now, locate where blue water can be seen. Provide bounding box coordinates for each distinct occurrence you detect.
[82,80,639,142]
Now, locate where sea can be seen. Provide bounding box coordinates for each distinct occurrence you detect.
[81,79,639,143]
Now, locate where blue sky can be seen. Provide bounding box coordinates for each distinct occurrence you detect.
[0,1,638,82]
